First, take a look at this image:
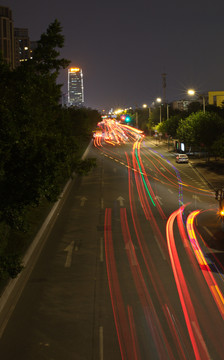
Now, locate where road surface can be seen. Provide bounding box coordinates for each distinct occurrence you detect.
[0,120,223,359]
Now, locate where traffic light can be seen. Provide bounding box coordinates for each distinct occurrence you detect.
[125,115,131,123]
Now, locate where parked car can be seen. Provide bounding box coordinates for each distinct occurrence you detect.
[176,154,189,163]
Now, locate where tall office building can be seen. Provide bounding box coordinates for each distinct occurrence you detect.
[0,6,15,68]
[68,67,84,107]
[14,28,31,67]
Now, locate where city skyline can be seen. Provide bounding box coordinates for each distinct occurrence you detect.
[2,0,224,110]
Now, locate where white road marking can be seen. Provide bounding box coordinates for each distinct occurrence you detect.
[117,196,125,207]
[154,235,166,260]
[101,198,104,209]
[155,195,163,205]
[203,226,217,240]
[80,197,87,206]
[64,241,75,268]
[99,326,104,360]
[125,241,138,266]
[100,237,104,262]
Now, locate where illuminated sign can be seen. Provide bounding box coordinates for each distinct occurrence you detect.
[70,68,80,72]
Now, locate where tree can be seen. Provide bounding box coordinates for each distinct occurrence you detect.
[177,111,224,158]
[160,114,182,138]
[0,21,99,279]
[31,19,70,76]
[212,135,224,158]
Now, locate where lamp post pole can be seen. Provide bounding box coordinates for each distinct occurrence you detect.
[167,104,170,120]
[135,112,138,128]
[156,98,162,123]
[202,96,205,114]
[188,89,206,113]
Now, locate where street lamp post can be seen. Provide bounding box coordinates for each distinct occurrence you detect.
[143,103,151,120]
[187,89,206,113]
[135,111,138,128]
[167,104,170,120]
[156,98,162,123]
[143,104,152,135]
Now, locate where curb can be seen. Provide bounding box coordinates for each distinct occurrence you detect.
[189,161,215,191]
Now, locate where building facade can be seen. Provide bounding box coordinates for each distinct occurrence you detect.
[68,67,84,107]
[14,28,31,67]
[0,6,15,68]
[208,91,224,107]
[172,99,191,111]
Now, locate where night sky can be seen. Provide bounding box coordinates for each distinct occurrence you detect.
[3,0,224,110]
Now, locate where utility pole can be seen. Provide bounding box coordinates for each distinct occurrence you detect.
[135,112,138,128]
[162,73,167,104]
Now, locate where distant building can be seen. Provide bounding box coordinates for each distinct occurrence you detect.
[208,91,224,107]
[68,67,84,107]
[14,28,31,66]
[172,99,191,111]
[0,6,15,68]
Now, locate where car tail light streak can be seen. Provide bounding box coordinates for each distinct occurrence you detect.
[166,208,210,359]
[186,211,224,320]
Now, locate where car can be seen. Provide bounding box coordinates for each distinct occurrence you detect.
[176,154,189,163]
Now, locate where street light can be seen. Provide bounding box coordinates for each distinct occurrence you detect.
[156,98,162,123]
[187,89,205,113]
[142,104,151,117]
[142,104,152,136]
[187,89,195,96]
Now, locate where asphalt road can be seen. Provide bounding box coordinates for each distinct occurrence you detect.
[0,133,224,359]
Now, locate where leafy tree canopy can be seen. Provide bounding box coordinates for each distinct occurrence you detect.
[32,19,70,75]
[176,111,224,150]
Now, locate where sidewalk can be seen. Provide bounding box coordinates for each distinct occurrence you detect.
[189,156,224,191]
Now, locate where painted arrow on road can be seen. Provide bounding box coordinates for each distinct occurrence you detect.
[80,197,87,206]
[117,196,125,207]
[155,195,163,205]
[64,241,75,268]
[192,195,201,202]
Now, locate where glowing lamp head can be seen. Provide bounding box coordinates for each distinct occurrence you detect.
[220,209,224,216]
[188,89,195,96]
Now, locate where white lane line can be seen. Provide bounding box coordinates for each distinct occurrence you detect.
[99,326,104,360]
[154,235,166,261]
[203,226,217,240]
[101,198,104,209]
[100,237,104,262]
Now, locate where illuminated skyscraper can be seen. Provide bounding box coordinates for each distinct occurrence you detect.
[68,67,84,107]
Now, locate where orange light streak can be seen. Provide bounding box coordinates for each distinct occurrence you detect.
[126,153,193,357]
[120,208,174,358]
[186,211,224,319]
[167,208,210,359]
[104,208,134,359]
